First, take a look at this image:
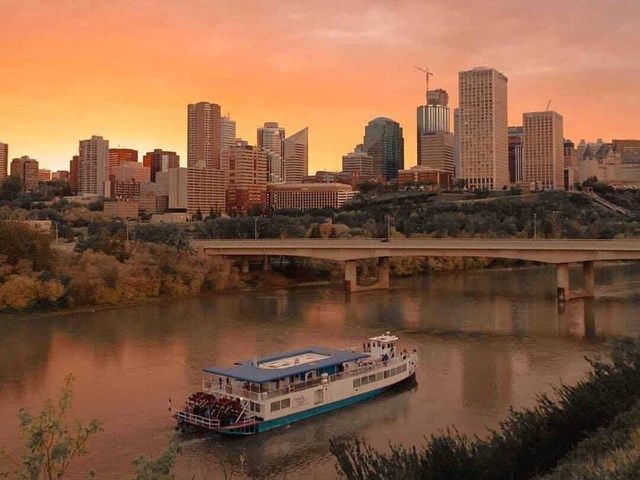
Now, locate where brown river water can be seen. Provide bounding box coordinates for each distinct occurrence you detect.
[1,263,640,479]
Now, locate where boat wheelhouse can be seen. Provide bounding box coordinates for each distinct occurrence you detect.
[174,333,417,435]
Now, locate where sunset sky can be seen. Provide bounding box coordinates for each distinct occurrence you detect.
[2,0,639,173]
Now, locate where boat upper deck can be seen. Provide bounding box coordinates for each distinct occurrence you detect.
[203,346,368,383]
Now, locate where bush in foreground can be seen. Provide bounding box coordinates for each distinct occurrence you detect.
[331,339,640,480]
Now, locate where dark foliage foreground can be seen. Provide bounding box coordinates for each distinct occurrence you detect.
[331,339,640,480]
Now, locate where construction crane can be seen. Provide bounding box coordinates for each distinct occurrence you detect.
[546,98,552,111]
[413,65,433,95]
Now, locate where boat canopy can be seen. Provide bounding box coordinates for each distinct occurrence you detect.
[203,347,368,383]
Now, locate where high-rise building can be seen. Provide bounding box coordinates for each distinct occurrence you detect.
[113,162,150,183]
[187,101,221,169]
[143,149,180,182]
[0,142,7,182]
[156,167,188,210]
[363,118,404,180]
[186,167,226,216]
[52,171,70,181]
[417,89,454,174]
[458,67,508,190]
[453,108,461,178]
[522,111,564,189]
[78,135,109,196]
[257,122,286,182]
[38,169,52,182]
[221,139,268,213]
[283,127,309,182]
[564,139,576,190]
[10,156,39,193]
[69,155,80,194]
[342,145,374,179]
[220,115,237,152]
[417,89,451,134]
[108,148,138,177]
[508,126,524,183]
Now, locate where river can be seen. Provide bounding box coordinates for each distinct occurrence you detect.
[1,263,640,479]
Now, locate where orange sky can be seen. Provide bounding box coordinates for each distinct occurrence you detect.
[1,0,639,173]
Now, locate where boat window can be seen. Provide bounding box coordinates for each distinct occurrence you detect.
[250,401,261,413]
[353,378,361,388]
[401,364,407,372]
[361,376,369,385]
[383,370,390,379]
[314,389,323,405]
[280,398,290,409]
[376,372,383,381]
[271,401,281,412]
[390,367,397,376]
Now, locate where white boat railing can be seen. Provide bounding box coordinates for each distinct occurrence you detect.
[175,410,221,429]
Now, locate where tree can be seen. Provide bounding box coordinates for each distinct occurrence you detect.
[130,441,181,480]
[0,221,54,270]
[0,374,102,480]
[0,175,23,201]
[193,209,203,221]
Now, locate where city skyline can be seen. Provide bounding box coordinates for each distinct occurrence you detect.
[2,0,639,173]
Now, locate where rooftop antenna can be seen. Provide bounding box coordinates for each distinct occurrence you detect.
[546,98,552,111]
[413,66,433,102]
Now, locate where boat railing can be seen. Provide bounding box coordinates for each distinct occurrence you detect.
[263,356,409,399]
[202,382,262,401]
[175,410,221,429]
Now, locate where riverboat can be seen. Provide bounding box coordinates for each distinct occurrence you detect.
[174,333,417,435]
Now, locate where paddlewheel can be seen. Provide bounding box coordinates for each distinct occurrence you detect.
[180,392,247,428]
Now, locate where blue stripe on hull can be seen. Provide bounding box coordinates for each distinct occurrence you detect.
[218,386,388,436]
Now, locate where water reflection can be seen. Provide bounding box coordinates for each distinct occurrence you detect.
[0,263,639,479]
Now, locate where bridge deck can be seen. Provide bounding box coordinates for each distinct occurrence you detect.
[193,238,640,264]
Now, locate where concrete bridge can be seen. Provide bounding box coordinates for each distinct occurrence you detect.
[192,238,640,300]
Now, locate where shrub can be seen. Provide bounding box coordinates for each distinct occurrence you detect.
[332,339,640,480]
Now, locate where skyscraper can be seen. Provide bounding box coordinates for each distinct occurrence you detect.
[187,101,221,169]
[508,126,524,183]
[0,142,7,182]
[108,148,138,177]
[257,122,286,182]
[70,155,80,194]
[143,149,180,182]
[453,108,461,178]
[342,145,374,179]
[458,67,508,190]
[220,115,236,152]
[363,118,404,180]
[78,135,109,196]
[522,111,564,189]
[417,89,450,134]
[186,167,226,216]
[10,156,39,193]
[283,127,309,182]
[417,89,454,175]
[221,139,268,213]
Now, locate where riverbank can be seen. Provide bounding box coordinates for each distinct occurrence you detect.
[332,339,640,480]
[0,253,545,319]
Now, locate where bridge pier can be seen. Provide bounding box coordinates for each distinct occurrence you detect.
[263,255,271,272]
[344,257,390,293]
[557,261,596,303]
[241,257,250,274]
